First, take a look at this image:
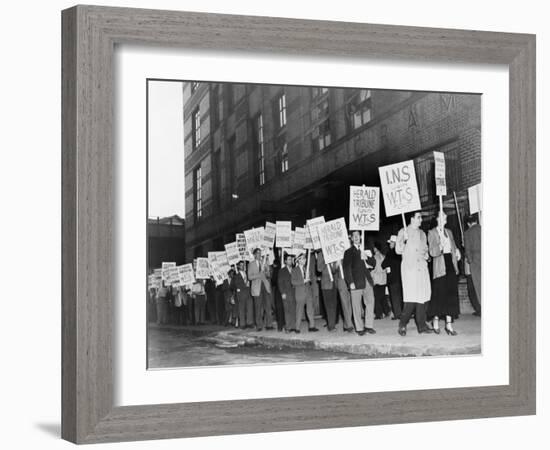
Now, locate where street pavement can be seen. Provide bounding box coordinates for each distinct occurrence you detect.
[147,313,481,368]
[213,313,481,358]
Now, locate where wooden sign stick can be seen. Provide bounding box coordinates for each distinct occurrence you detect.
[305,249,311,282]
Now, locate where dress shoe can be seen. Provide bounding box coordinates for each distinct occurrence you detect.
[365,328,376,334]
[418,328,434,334]
[266,326,274,330]
[308,327,319,332]
[398,326,407,336]
[294,329,301,334]
[357,329,367,336]
[256,327,263,332]
[433,327,441,334]
[344,327,354,333]
[445,326,458,336]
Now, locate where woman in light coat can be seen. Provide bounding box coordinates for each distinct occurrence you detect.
[427,211,461,335]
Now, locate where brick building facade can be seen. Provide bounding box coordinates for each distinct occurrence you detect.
[183,82,481,260]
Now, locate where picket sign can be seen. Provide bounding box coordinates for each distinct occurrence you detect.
[275,221,292,249]
[224,241,241,266]
[349,185,379,231]
[453,191,465,245]
[178,263,195,286]
[317,218,350,264]
[434,151,447,227]
[161,262,176,282]
[306,216,325,250]
[468,183,482,225]
[263,222,276,249]
[195,257,211,279]
[379,160,421,217]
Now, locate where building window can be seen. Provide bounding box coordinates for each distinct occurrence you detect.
[225,84,235,114]
[227,136,236,201]
[277,92,287,128]
[255,114,266,186]
[311,97,331,151]
[192,108,201,149]
[191,82,199,92]
[347,89,372,130]
[212,150,221,211]
[311,87,328,98]
[280,142,289,173]
[211,84,220,130]
[313,119,331,151]
[194,165,202,220]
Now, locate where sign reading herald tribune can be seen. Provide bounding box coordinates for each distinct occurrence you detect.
[349,186,380,231]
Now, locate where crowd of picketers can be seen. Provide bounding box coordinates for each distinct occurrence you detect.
[148,211,481,337]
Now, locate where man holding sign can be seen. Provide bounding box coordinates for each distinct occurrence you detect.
[343,230,377,335]
[395,211,433,336]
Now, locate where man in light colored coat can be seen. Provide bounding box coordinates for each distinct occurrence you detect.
[395,211,434,336]
[248,248,274,331]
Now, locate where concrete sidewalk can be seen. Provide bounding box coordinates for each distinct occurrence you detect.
[208,314,481,358]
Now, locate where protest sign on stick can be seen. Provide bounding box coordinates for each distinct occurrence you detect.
[195,258,211,279]
[166,266,180,287]
[224,241,241,266]
[349,186,379,231]
[317,218,350,265]
[275,221,292,249]
[178,264,195,286]
[161,262,176,282]
[379,160,421,230]
[468,183,483,226]
[215,251,231,277]
[434,151,447,219]
[263,222,276,250]
[293,227,306,255]
[306,216,325,250]
[236,233,253,262]
[244,228,264,255]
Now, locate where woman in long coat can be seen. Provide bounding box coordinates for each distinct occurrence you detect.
[395,211,433,336]
[427,211,461,335]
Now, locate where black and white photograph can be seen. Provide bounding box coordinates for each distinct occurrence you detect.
[146,80,482,368]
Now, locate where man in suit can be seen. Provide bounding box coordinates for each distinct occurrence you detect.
[270,258,286,331]
[277,253,296,332]
[343,230,377,335]
[230,260,254,329]
[248,248,274,331]
[464,214,482,315]
[381,235,403,320]
[291,253,318,333]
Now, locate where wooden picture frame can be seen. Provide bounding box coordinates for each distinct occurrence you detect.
[61,5,536,444]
